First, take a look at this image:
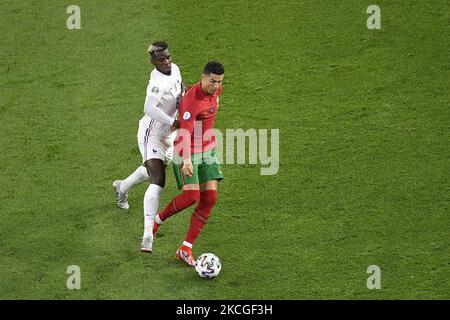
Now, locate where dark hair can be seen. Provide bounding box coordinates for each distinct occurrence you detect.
[148,41,168,57]
[203,61,224,75]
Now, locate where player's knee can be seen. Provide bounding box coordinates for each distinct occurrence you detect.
[145,159,166,187]
[152,175,165,188]
[147,167,165,187]
[200,190,217,207]
[184,190,200,206]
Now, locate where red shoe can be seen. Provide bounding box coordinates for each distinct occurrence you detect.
[153,214,163,236]
[152,222,160,236]
[175,245,196,266]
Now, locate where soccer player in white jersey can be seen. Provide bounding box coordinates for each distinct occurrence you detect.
[112,41,184,253]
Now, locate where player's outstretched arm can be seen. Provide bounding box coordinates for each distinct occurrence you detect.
[143,94,176,126]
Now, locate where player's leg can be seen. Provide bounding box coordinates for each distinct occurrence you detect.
[174,180,218,267]
[140,132,170,253]
[153,156,201,235]
[119,165,150,194]
[140,158,165,253]
[186,180,218,243]
[113,120,153,209]
[113,165,150,210]
[143,159,166,248]
[155,184,200,223]
[176,149,224,266]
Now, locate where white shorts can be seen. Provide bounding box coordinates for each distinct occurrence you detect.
[137,118,177,165]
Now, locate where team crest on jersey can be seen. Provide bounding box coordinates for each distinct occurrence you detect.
[151,86,159,94]
[210,107,215,113]
[183,111,191,120]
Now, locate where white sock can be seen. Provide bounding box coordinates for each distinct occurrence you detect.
[143,184,163,239]
[183,241,193,249]
[120,165,150,194]
[155,214,164,225]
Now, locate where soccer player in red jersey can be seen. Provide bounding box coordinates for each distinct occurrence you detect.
[153,61,225,266]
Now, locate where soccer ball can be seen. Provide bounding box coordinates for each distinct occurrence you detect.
[195,253,222,279]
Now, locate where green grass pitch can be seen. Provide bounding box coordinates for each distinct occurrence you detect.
[0,0,448,299]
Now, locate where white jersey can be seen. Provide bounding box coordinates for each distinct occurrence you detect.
[140,63,182,134]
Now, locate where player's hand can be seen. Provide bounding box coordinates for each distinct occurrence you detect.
[182,162,194,178]
[171,120,180,131]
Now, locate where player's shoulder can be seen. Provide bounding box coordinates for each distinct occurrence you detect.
[147,69,168,93]
[183,83,199,100]
[146,72,161,95]
[171,63,182,80]
[149,68,164,83]
[171,63,180,73]
[178,84,198,111]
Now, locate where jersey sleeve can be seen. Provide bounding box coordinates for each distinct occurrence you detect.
[146,80,164,99]
[178,95,197,159]
[143,81,175,126]
[174,63,182,83]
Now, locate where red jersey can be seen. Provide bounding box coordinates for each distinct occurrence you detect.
[175,82,222,159]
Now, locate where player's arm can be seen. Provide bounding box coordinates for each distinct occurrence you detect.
[181,82,186,97]
[171,118,180,130]
[179,100,196,146]
[178,98,197,177]
[143,85,177,126]
[169,82,188,130]
[169,80,186,130]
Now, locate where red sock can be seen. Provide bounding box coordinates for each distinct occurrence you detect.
[185,190,217,246]
[159,190,200,222]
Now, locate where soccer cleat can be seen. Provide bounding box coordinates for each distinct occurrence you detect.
[152,214,163,236]
[152,223,160,236]
[113,180,129,210]
[175,245,196,266]
[140,237,153,253]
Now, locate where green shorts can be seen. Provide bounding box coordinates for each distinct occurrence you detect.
[172,148,224,189]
